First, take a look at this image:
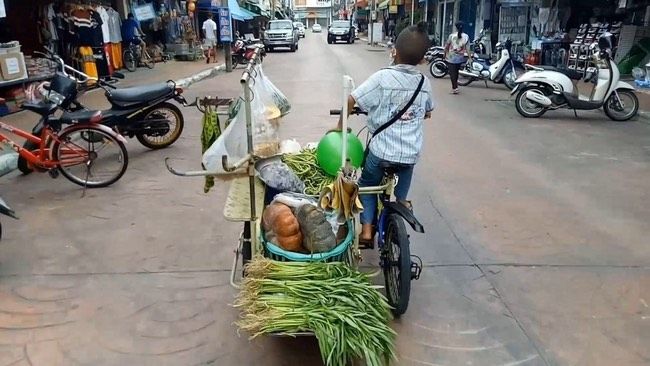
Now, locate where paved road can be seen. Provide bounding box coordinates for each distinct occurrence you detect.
[0,33,648,366]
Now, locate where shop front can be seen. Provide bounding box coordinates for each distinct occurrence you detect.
[495,0,650,75]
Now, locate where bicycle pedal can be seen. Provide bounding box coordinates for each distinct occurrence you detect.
[410,255,423,280]
[48,169,59,179]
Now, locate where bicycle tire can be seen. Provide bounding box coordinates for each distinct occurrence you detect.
[135,102,185,149]
[53,125,128,188]
[383,213,411,317]
[123,50,136,72]
[17,140,38,175]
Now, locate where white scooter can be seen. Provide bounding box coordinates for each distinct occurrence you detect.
[512,33,638,121]
[458,38,519,90]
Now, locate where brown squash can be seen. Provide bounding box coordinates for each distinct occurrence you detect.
[262,203,303,252]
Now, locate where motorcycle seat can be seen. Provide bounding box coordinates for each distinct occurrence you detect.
[379,161,411,175]
[22,102,57,116]
[107,83,173,103]
[537,66,583,80]
[60,110,102,124]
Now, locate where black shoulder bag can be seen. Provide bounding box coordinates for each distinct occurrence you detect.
[362,74,425,166]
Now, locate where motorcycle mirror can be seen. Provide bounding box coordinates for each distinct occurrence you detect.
[112,72,125,79]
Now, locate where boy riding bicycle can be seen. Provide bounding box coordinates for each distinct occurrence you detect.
[337,23,434,246]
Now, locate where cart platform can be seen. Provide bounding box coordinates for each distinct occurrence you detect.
[223,176,265,222]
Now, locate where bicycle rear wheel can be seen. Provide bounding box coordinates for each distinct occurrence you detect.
[382,213,411,317]
[53,126,128,188]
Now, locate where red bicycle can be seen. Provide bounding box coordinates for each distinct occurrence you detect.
[0,109,128,188]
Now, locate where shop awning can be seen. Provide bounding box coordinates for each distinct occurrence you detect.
[197,0,254,21]
[377,0,390,10]
[243,0,271,18]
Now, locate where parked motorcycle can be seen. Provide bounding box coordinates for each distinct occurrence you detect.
[232,36,264,68]
[0,197,18,241]
[458,38,519,90]
[512,33,638,121]
[425,46,447,78]
[18,49,188,174]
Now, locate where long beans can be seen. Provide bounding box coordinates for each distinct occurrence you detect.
[235,257,396,366]
[282,148,335,195]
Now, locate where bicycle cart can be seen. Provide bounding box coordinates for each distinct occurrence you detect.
[166,46,425,364]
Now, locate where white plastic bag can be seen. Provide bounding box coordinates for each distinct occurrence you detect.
[257,65,291,116]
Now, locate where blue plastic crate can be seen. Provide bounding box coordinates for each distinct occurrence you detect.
[262,221,354,262]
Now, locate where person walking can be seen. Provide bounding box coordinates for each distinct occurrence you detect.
[202,13,218,64]
[444,21,469,94]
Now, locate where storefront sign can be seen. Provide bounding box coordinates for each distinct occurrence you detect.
[218,7,233,42]
[133,4,156,21]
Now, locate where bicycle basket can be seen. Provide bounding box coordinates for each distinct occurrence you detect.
[262,220,353,262]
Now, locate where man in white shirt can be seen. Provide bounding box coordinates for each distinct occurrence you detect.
[202,14,218,63]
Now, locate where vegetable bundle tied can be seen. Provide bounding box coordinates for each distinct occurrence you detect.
[282,148,335,195]
[235,257,397,366]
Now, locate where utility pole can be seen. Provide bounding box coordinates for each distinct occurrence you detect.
[220,0,233,72]
[410,0,414,25]
[368,0,374,44]
[272,0,276,19]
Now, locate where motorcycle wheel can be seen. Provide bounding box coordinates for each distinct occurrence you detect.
[603,90,639,122]
[504,69,517,90]
[515,86,549,118]
[135,102,185,149]
[231,55,238,69]
[457,73,473,86]
[429,60,447,78]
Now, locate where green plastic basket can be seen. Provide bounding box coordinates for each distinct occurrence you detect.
[262,221,354,262]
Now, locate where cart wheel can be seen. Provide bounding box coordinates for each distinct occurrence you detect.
[242,221,252,276]
[382,213,411,317]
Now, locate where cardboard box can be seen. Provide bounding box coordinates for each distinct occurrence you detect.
[0,52,27,81]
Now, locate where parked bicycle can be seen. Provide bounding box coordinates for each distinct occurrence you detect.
[1,106,128,188]
[123,38,154,72]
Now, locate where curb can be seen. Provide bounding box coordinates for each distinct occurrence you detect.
[0,151,17,177]
[359,38,390,48]
[175,64,227,89]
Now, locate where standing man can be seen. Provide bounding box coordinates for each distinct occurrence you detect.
[202,13,218,64]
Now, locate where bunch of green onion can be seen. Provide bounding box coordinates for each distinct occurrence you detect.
[235,257,397,366]
[282,148,336,195]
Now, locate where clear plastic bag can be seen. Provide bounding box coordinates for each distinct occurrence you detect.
[257,65,291,116]
[202,72,280,173]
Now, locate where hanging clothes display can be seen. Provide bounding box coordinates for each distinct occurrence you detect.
[107,7,122,69]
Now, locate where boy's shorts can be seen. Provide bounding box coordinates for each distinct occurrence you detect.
[204,39,216,48]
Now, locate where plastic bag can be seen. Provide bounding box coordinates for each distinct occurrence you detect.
[258,162,305,193]
[257,65,291,116]
[202,82,280,173]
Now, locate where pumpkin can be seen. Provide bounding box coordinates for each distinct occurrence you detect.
[262,203,303,252]
[295,204,336,253]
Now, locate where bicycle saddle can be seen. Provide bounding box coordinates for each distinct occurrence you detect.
[22,102,57,116]
[379,161,411,175]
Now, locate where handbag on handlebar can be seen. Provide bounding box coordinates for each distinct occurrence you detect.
[361,74,425,166]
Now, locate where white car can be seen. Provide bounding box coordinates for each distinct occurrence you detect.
[294,22,306,38]
[312,24,322,33]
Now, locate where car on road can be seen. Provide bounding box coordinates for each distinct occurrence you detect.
[294,22,306,38]
[328,20,354,44]
[312,24,322,33]
[264,20,300,52]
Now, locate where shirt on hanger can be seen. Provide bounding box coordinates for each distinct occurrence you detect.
[47,4,59,41]
[107,8,122,43]
[96,6,110,44]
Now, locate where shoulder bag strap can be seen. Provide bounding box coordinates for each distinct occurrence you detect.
[370,74,425,139]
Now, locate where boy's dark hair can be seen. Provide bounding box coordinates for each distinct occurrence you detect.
[395,22,430,65]
[128,13,134,19]
[207,13,213,19]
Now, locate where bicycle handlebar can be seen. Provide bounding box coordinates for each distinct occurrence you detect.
[329,107,367,116]
[36,48,118,89]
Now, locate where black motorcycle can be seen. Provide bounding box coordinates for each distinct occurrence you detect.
[18,50,187,174]
[425,46,447,78]
[0,197,18,241]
